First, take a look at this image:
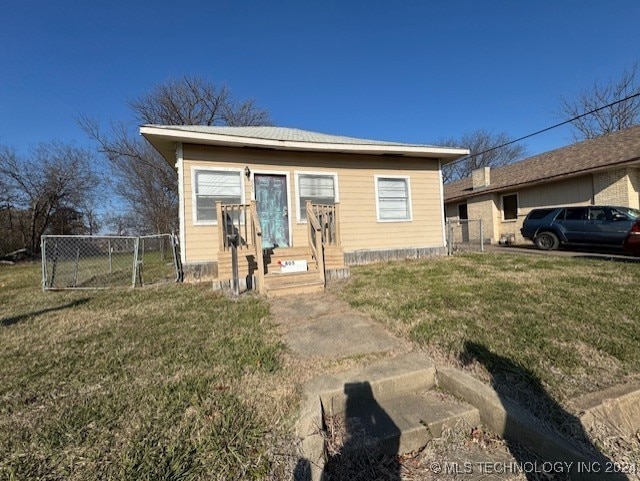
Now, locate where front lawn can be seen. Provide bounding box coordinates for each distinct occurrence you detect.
[338,253,640,402]
[0,263,295,481]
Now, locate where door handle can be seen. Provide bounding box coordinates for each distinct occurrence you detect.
[283,207,288,217]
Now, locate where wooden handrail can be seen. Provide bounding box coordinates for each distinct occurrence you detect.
[216,201,264,294]
[306,201,326,286]
[250,201,265,294]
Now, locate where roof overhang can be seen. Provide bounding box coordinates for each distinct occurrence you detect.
[444,157,640,204]
[140,125,470,164]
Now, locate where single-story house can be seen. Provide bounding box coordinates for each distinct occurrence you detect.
[444,125,640,244]
[141,125,468,295]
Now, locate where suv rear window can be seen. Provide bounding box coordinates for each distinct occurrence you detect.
[526,209,555,220]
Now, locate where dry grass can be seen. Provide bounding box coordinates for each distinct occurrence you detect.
[337,253,640,473]
[338,253,640,401]
[0,262,300,481]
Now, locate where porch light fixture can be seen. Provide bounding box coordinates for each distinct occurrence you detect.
[244,166,251,178]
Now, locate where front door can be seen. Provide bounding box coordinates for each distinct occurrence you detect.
[254,174,290,249]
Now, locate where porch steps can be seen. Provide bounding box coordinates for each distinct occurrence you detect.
[307,352,480,462]
[264,270,324,297]
[217,247,327,296]
[263,248,324,296]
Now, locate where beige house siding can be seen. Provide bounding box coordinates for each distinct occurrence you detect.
[446,169,640,244]
[594,168,640,209]
[630,168,640,208]
[182,144,444,264]
[446,174,599,244]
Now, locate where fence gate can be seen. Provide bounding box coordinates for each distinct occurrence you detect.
[41,234,181,290]
[446,219,484,255]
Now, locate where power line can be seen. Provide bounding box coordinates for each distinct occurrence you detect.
[447,90,640,166]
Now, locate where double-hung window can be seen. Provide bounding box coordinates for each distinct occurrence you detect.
[193,169,242,224]
[375,176,412,221]
[296,173,337,221]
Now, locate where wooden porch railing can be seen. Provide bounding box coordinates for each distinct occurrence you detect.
[308,202,340,246]
[306,201,326,286]
[216,201,265,294]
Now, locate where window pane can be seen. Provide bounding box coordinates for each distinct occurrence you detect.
[194,169,242,222]
[196,171,242,197]
[503,194,518,220]
[377,178,409,220]
[299,175,335,198]
[298,174,335,220]
[564,207,587,220]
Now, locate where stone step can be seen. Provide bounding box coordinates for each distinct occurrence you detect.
[339,390,480,455]
[313,353,479,456]
[310,352,436,413]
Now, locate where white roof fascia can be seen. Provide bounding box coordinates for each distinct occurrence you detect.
[140,125,470,159]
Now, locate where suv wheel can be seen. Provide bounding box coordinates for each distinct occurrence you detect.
[534,231,559,250]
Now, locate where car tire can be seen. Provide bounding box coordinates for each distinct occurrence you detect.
[534,231,559,250]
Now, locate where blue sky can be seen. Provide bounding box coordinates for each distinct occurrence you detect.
[1,0,639,158]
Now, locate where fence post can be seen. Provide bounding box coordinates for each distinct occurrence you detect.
[132,237,140,288]
[72,246,80,287]
[108,239,113,274]
[41,236,47,291]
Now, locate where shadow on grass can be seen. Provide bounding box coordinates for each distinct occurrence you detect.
[1,298,90,327]
[461,341,629,481]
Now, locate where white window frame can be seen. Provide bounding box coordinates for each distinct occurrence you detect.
[294,171,339,224]
[501,192,519,221]
[191,166,245,226]
[374,174,413,223]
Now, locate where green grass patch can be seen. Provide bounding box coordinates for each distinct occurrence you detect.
[0,262,287,480]
[338,253,640,400]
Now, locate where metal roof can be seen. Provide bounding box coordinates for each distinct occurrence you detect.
[145,125,441,147]
[140,125,470,161]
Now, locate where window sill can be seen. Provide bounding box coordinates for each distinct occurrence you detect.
[376,218,413,223]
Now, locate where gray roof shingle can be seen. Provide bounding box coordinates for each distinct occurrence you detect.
[444,125,640,202]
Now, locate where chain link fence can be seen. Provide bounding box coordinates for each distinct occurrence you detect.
[41,234,181,290]
[446,219,485,255]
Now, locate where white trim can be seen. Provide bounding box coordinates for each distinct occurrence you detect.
[190,166,245,226]
[250,169,293,248]
[176,143,186,265]
[374,174,413,223]
[501,192,519,221]
[294,170,340,224]
[438,160,447,246]
[140,125,470,160]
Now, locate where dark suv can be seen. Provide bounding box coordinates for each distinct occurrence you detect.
[521,206,640,250]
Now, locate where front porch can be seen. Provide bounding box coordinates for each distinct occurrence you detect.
[215,201,346,296]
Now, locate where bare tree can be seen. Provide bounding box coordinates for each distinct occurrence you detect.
[559,63,640,140]
[81,76,272,233]
[0,143,100,253]
[439,129,527,183]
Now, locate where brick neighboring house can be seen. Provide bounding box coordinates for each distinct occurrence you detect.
[443,125,640,244]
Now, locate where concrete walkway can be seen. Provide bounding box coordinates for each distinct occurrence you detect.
[270,290,406,359]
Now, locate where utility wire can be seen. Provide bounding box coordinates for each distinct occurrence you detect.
[447,90,640,166]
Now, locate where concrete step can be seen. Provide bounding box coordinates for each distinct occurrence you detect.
[311,353,479,456]
[340,390,480,455]
[312,352,437,412]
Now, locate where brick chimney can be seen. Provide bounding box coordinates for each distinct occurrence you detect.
[472,166,490,190]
